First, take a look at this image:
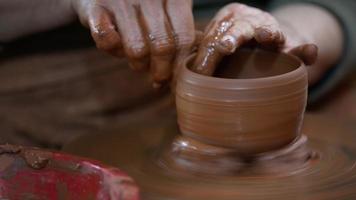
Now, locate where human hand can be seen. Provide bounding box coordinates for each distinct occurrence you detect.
[72,0,195,87]
[192,3,318,76]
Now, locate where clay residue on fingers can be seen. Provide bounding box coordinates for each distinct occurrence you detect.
[191,14,234,76]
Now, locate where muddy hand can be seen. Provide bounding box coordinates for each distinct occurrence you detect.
[192,3,318,76]
[72,0,195,87]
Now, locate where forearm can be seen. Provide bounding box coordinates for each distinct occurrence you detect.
[0,0,75,42]
[272,3,344,84]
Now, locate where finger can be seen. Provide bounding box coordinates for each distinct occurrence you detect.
[166,0,196,79]
[192,3,285,76]
[217,20,255,53]
[140,0,176,87]
[288,44,318,65]
[254,26,285,48]
[88,6,124,57]
[200,3,240,35]
[244,11,285,48]
[204,5,234,38]
[222,4,285,49]
[166,0,195,52]
[192,3,261,75]
[193,19,256,76]
[194,30,204,46]
[113,1,150,70]
[192,11,235,75]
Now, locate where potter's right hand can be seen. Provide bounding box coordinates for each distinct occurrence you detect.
[72,0,195,87]
[192,3,318,76]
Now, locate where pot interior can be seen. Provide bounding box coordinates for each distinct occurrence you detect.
[211,49,301,79]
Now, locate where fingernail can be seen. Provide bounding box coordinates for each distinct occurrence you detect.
[255,28,273,43]
[152,53,173,84]
[303,44,318,55]
[303,44,318,65]
[218,35,237,54]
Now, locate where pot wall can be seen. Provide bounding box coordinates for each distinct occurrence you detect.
[176,49,307,154]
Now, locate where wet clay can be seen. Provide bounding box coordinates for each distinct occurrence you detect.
[0,144,52,170]
[61,49,356,200]
[160,49,311,174]
[159,134,314,175]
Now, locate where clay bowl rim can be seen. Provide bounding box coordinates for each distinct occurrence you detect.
[181,49,306,90]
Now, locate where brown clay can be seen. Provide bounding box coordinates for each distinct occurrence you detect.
[180,49,307,152]
[158,48,311,174]
[63,110,356,200]
[60,49,356,200]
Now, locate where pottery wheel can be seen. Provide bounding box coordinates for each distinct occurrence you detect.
[63,113,356,200]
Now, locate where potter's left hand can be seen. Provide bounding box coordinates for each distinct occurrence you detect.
[192,3,318,75]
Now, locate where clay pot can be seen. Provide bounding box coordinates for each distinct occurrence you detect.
[175,49,307,155]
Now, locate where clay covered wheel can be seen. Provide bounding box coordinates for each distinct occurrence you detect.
[64,49,356,200]
[63,113,356,200]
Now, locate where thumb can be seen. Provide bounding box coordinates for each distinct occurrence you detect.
[287,44,318,65]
